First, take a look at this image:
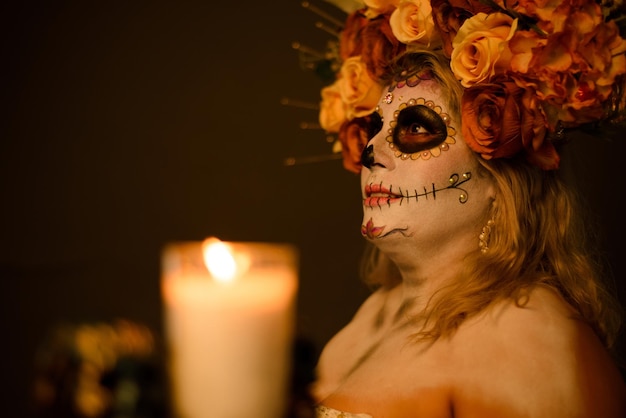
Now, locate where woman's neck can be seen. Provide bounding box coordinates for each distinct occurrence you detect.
[377,233,477,312]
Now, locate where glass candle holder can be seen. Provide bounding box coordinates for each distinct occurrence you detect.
[161,238,299,418]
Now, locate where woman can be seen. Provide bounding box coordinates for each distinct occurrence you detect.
[311,1,626,416]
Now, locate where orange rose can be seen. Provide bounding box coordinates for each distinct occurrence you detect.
[542,76,609,126]
[508,0,626,129]
[509,30,546,74]
[513,0,565,31]
[461,78,559,169]
[337,56,384,119]
[451,12,518,87]
[512,70,573,128]
[389,0,441,48]
[577,20,626,93]
[519,88,559,170]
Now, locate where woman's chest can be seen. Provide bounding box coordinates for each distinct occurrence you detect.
[315,333,457,418]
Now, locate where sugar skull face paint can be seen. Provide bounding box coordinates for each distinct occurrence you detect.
[360,75,496,250]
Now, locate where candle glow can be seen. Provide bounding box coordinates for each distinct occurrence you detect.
[202,238,238,283]
[161,238,298,418]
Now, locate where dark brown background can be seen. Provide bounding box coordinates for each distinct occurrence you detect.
[1,1,625,416]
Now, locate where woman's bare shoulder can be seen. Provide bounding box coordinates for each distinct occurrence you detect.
[452,286,626,417]
[324,285,399,340]
[312,285,399,402]
[476,286,611,352]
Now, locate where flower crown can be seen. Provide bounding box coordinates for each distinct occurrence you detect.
[302,0,626,172]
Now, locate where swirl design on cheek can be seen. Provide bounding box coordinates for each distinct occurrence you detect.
[363,172,471,209]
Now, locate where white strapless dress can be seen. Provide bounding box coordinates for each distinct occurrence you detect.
[316,404,373,417]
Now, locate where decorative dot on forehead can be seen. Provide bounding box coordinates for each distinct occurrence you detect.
[383,92,394,104]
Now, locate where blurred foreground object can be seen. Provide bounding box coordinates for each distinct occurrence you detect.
[32,319,170,418]
[161,238,299,418]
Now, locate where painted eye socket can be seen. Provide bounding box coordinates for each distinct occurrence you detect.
[393,105,447,154]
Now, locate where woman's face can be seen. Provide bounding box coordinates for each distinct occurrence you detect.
[360,74,495,253]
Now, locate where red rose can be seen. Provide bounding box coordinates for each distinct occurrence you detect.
[359,13,406,80]
[461,78,560,169]
[338,115,374,174]
[340,8,370,60]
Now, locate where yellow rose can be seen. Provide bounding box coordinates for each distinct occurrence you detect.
[319,81,348,133]
[450,12,518,87]
[389,0,441,48]
[337,56,384,119]
[364,0,400,15]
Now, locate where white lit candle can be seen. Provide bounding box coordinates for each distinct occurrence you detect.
[161,237,298,418]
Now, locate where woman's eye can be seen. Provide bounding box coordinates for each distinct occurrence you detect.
[409,123,427,135]
[393,105,447,154]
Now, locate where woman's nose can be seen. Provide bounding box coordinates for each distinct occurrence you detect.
[361,144,375,168]
[360,134,394,170]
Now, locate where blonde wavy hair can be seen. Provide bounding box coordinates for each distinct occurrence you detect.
[360,50,623,350]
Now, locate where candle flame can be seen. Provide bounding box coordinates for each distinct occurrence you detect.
[202,238,237,283]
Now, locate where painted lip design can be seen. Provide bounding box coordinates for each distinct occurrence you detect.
[363,183,403,207]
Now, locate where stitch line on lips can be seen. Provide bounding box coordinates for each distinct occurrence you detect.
[363,172,472,209]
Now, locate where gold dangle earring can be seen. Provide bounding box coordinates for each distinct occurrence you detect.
[478,219,495,254]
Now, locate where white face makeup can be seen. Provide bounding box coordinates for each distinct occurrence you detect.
[360,74,495,255]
